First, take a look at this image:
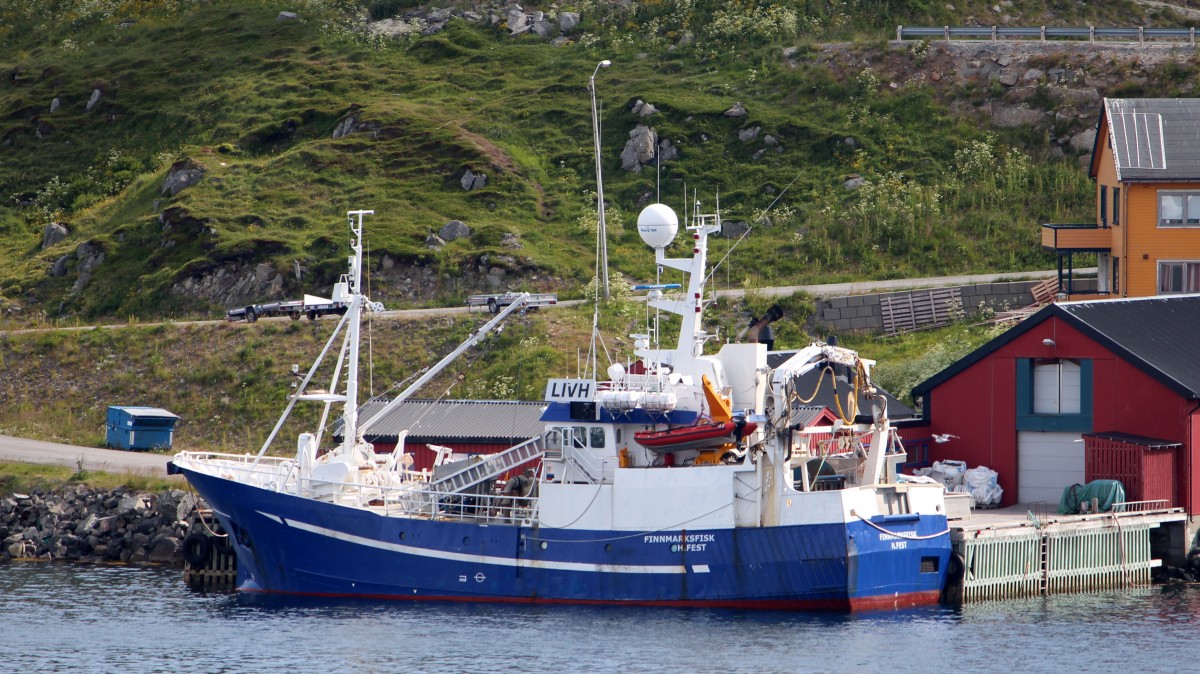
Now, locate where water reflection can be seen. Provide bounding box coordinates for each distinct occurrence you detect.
[1,563,1198,673]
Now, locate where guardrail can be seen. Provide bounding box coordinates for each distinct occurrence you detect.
[897,25,1199,46]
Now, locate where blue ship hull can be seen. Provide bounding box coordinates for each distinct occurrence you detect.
[181,468,951,611]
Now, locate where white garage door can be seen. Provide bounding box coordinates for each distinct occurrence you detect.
[1018,431,1084,504]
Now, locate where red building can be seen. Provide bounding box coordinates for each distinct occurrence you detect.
[911,295,1200,517]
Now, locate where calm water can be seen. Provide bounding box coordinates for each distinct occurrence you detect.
[2,563,1198,674]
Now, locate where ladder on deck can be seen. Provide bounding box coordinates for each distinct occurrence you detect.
[428,436,545,494]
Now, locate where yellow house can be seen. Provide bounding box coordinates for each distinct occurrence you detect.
[1043,98,1200,299]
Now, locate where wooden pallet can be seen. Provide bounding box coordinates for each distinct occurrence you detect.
[880,287,962,336]
[1029,277,1059,305]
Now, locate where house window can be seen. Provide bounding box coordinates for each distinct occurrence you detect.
[1112,187,1120,225]
[1099,187,1108,226]
[1158,261,1200,294]
[1032,360,1081,414]
[1016,358,1093,432]
[1158,192,1200,227]
[1112,257,1119,294]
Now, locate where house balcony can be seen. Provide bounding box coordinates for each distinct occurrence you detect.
[1042,224,1108,300]
[1041,223,1112,252]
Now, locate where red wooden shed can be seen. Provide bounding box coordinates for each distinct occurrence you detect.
[911,295,1200,516]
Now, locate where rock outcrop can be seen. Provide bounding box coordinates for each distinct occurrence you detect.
[161,159,205,197]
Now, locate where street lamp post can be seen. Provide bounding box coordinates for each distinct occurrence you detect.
[589,59,612,300]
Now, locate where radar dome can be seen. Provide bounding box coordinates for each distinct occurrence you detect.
[637,203,679,249]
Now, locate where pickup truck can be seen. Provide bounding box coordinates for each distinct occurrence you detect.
[466,292,558,314]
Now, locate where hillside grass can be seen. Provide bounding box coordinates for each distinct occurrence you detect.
[0,0,1126,324]
[0,290,1003,456]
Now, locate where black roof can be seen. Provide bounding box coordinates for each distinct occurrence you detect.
[767,351,917,421]
[913,295,1200,400]
[1099,98,1200,182]
[332,398,547,443]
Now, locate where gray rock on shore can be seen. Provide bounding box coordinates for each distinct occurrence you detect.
[0,485,205,567]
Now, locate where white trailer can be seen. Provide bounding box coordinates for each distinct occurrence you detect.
[466,291,557,314]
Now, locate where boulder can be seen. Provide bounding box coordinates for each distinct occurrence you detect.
[657,138,678,163]
[559,11,580,33]
[501,232,522,249]
[460,169,487,190]
[277,11,298,21]
[49,253,70,277]
[49,97,60,113]
[843,175,867,190]
[439,220,470,241]
[738,126,761,142]
[332,115,359,139]
[86,89,102,112]
[73,242,105,293]
[148,536,181,564]
[721,221,750,239]
[508,8,530,34]
[41,222,68,249]
[425,233,446,249]
[631,100,657,118]
[161,159,205,197]
[620,124,657,172]
[531,19,556,38]
[723,102,747,117]
[1070,128,1097,152]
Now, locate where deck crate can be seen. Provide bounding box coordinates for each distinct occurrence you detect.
[1083,431,1179,507]
[105,406,180,451]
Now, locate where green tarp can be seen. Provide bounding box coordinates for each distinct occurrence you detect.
[1058,480,1126,514]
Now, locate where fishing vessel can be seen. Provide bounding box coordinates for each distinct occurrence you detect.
[171,204,951,611]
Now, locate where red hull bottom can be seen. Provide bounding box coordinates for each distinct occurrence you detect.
[242,587,944,612]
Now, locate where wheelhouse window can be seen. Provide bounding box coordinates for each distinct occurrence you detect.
[547,426,606,450]
[1158,261,1200,294]
[1032,359,1081,415]
[1158,192,1200,227]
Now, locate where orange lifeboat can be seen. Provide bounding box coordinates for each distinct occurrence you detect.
[634,420,757,453]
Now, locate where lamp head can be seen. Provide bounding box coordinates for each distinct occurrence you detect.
[1042,338,1056,348]
[599,59,611,67]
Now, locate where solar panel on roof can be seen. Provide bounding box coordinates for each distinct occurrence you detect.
[1110,112,1166,170]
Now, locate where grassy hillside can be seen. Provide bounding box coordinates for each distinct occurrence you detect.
[3,0,1200,449]
[6,0,1188,322]
[0,298,1003,454]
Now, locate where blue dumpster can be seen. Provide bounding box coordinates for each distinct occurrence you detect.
[105,406,180,451]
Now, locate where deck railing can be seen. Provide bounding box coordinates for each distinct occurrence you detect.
[897,25,1199,45]
[174,451,540,523]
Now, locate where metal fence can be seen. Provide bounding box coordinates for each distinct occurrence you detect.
[897,25,1200,46]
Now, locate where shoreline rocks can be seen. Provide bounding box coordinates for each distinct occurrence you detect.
[0,485,203,567]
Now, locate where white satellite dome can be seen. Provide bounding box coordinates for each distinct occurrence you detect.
[636,203,679,249]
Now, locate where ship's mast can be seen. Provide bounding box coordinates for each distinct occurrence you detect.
[641,199,721,364]
[340,209,373,456]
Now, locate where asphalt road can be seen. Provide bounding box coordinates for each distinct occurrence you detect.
[0,434,177,478]
[0,269,1088,336]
